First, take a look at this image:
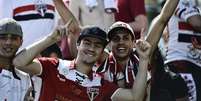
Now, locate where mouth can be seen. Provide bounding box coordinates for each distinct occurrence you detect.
[3,47,13,53]
[84,51,95,57]
[116,47,127,53]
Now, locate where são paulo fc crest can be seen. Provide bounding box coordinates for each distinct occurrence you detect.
[34,0,47,17]
[87,87,99,101]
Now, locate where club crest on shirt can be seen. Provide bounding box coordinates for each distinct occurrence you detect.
[87,87,99,101]
[35,4,47,17]
[34,0,47,17]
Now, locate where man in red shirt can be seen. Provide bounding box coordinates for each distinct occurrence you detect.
[51,0,180,90]
[115,0,148,39]
[13,23,151,101]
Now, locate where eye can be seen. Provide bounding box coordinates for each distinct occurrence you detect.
[10,36,19,40]
[0,35,20,41]
[83,41,91,46]
[94,43,103,48]
[111,36,120,42]
[0,36,7,40]
[123,36,129,40]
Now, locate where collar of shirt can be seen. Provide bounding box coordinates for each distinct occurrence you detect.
[0,68,2,73]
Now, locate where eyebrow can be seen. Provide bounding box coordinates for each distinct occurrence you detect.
[0,34,19,37]
[83,38,103,46]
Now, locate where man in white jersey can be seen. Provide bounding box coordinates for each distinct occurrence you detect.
[165,0,201,100]
[0,18,31,101]
[0,0,57,50]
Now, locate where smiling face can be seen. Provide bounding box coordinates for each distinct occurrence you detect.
[77,37,104,65]
[0,34,22,58]
[110,29,135,61]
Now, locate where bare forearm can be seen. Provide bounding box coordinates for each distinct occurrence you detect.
[53,0,80,32]
[131,59,149,101]
[146,0,179,55]
[13,33,57,67]
[187,15,201,33]
[53,0,75,24]
[53,0,81,57]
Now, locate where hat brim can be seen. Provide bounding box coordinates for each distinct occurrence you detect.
[77,34,108,46]
[108,27,135,40]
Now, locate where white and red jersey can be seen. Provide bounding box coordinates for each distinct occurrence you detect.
[0,0,57,49]
[96,52,139,88]
[37,58,119,101]
[166,0,201,67]
[0,69,31,101]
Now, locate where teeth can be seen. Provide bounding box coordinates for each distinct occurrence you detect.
[117,47,126,53]
[118,47,125,50]
[86,52,94,57]
[87,54,93,57]
[4,48,12,52]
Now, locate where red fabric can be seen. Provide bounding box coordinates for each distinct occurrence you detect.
[178,22,194,31]
[58,36,73,60]
[115,0,146,39]
[13,4,55,16]
[107,53,139,88]
[37,58,119,101]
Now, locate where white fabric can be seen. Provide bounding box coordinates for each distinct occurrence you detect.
[85,0,98,8]
[104,0,118,11]
[69,0,115,31]
[31,76,42,101]
[0,69,31,101]
[180,73,197,101]
[0,0,57,51]
[166,0,201,67]
[85,0,117,11]
[57,59,102,87]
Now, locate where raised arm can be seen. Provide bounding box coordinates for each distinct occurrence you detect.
[146,0,180,55]
[112,40,151,101]
[12,22,70,75]
[53,0,81,58]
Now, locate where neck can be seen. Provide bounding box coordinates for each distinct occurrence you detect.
[116,57,129,69]
[0,57,12,70]
[75,58,94,75]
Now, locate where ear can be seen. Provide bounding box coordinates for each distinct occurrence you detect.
[107,42,112,49]
[76,42,80,49]
[132,40,136,48]
[20,39,23,46]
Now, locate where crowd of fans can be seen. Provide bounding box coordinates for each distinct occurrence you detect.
[0,0,201,101]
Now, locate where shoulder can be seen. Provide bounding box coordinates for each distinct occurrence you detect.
[37,57,59,66]
[57,59,72,71]
[15,69,30,79]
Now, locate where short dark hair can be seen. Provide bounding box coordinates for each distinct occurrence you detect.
[77,26,109,47]
[41,43,62,58]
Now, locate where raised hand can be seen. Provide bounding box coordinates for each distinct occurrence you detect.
[51,18,73,41]
[136,28,151,60]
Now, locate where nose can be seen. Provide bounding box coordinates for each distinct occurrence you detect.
[118,38,124,44]
[5,38,12,45]
[88,44,95,50]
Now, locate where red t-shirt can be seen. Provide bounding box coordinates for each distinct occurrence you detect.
[115,0,146,39]
[37,58,119,101]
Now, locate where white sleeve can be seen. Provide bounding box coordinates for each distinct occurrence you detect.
[0,0,13,19]
[175,0,200,21]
